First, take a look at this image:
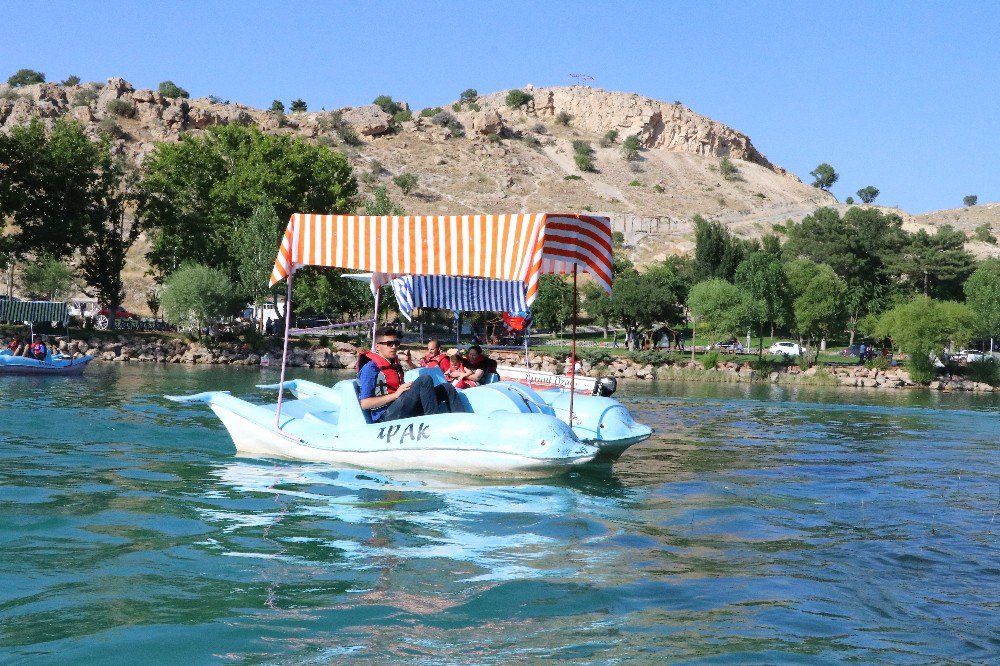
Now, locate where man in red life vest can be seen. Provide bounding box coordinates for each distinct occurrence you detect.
[417,339,450,374]
[358,327,465,423]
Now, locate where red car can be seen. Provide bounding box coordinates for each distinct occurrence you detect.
[93,306,138,330]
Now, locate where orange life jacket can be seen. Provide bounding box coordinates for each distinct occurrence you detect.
[362,351,404,396]
[421,352,449,371]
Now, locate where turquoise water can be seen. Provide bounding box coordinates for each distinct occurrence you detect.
[1,364,997,664]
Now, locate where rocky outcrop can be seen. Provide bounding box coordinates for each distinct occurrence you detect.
[340,104,393,136]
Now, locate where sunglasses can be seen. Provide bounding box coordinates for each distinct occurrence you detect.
[377,339,400,347]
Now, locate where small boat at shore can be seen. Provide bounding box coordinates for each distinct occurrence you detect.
[0,350,95,376]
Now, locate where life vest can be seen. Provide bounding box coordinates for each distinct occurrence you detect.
[421,352,448,371]
[467,355,497,382]
[362,351,404,397]
[8,340,19,351]
[31,342,46,358]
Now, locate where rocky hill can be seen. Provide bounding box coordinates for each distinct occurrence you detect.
[2,77,997,310]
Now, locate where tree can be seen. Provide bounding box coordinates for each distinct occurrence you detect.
[393,172,418,195]
[963,259,1000,341]
[269,100,284,112]
[720,156,738,180]
[460,88,478,103]
[857,185,879,204]
[505,89,533,109]
[18,256,75,300]
[0,118,106,258]
[622,135,641,161]
[687,279,745,342]
[161,264,236,333]
[532,275,574,333]
[963,195,978,207]
[290,98,307,112]
[734,252,790,349]
[373,95,403,115]
[139,124,357,280]
[364,186,405,216]
[784,259,847,347]
[891,225,975,299]
[61,75,81,86]
[693,215,754,282]
[809,163,838,190]
[874,296,974,382]
[157,80,189,98]
[232,200,282,314]
[585,260,684,348]
[7,69,45,87]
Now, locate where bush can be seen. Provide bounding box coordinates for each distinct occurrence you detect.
[564,174,582,181]
[749,356,780,374]
[629,349,672,366]
[797,353,811,371]
[598,130,619,148]
[290,98,307,112]
[864,355,890,371]
[161,264,235,333]
[531,123,547,134]
[505,89,533,109]
[430,110,456,126]
[963,359,1000,386]
[755,191,767,199]
[964,194,978,207]
[572,140,593,154]
[524,135,542,149]
[0,89,20,101]
[61,75,80,86]
[574,152,595,172]
[845,196,855,204]
[486,132,502,144]
[97,116,119,135]
[629,180,641,187]
[71,89,97,107]
[157,80,189,98]
[420,106,443,117]
[393,109,412,122]
[105,99,135,117]
[702,349,720,369]
[579,348,614,366]
[7,69,45,87]
[555,111,571,125]
[270,100,284,112]
[974,224,996,244]
[373,95,402,115]
[907,353,935,383]
[720,156,738,180]
[622,135,641,161]
[393,172,418,194]
[359,170,377,185]
[653,184,665,193]
[467,101,480,112]
[447,119,466,137]
[336,125,362,145]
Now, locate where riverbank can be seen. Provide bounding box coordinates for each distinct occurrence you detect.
[6,332,997,392]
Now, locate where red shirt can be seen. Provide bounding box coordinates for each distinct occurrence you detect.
[421,352,451,373]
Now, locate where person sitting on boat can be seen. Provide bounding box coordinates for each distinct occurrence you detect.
[417,339,451,374]
[29,335,48,361]
[358,327,466,423]
[7,334,25,356]
[446,348,474,388]
[451,345,497,388]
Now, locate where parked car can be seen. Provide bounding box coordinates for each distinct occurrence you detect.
[93,306,138,330]
[957,349,989,363]
[769,341,806,356]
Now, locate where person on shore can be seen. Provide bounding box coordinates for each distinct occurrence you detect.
[565,355,582,375]
[858,342,867,366]
[358,327,466,423]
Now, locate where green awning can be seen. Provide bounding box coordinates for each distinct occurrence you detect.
[0,300,69,324]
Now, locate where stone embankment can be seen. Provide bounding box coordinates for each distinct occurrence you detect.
[11,334,995,392]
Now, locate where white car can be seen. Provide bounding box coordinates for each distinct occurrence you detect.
[768,341,806,356]
[958,349,989,363]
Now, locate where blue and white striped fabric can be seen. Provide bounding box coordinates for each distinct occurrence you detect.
[391,275,528,321]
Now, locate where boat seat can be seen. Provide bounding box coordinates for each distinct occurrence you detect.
[334,379,373,427]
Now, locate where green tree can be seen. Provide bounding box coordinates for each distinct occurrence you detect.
[269,100,284,112]
[963,194,978,207]
[963,259,1000,341]
[810,163,838,190]
[784,259,847,347]
[393,172,418,195]
[720,156,738,180]
[232,200,282,314]
[61,75,81,86]
[7,69,45,87]
[505,89,533,109]
[856,185,879,204]
[373,95,402,115]
[735,252,789,349]
[622,135,641,161]
[161,264,236,333]
[460,88,478,103]
[585,259,684,348]
[18,255,75,300]
[874,296,974,382]
[364,186,405,216]
[139,124,357,280]
[693,215,754,282]
[687,279,745,342]
[157,80,189,98]
[891,225,975,299]
[290,98,307,112]
[532,275,574,333]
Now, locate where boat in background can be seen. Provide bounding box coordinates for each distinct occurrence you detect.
[0,350,95,376]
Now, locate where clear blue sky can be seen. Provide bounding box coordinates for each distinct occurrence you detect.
[5,1,997,214]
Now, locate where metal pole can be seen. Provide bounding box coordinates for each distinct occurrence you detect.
[371,287,380,349]
[524,323,530,369]
[569,266,578,426]
[274,271,294,430]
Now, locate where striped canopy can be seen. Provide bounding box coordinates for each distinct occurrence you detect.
[0,300,69,324]
[392,275,528,321]
[269,213,613,304]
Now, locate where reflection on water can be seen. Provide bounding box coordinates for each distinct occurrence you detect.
[1,363,998,663]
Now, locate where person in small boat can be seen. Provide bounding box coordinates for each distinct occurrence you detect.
[29,335,48,361]
[416,339,451,374]
[446,348,474,388]
[450,345,497,387]
[358,327,466,423]
[7,334,25,356]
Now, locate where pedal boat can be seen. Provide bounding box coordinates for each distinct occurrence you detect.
[258,368,652,463]
[167,368,599,475]
[0,349,95,376]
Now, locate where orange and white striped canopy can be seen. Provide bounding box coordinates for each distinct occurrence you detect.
[269,213,613,304]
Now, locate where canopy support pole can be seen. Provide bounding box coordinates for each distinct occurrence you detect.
[274,271,294,430]
[569,266,578,426]
[524,324,531,369]
[371,286,380,349]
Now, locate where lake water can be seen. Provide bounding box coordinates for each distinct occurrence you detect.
[1,364,997,664]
